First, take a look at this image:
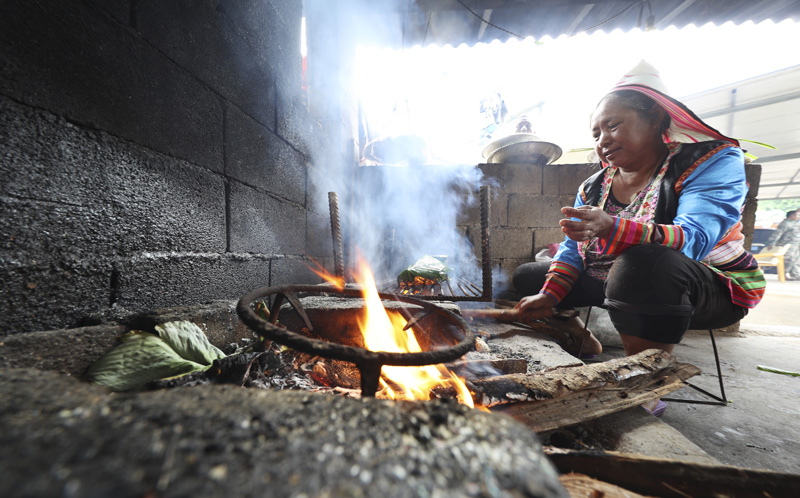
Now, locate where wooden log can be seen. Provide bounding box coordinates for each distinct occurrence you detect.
[461,307,577,322]
[446,358,528,378]
[558,472,652,498]
[546,448,800,498]
[461,308,585,354]
[471,350,700,432]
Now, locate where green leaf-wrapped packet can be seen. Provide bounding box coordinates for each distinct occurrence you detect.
[397,255,450,287]
[86,321,225,391]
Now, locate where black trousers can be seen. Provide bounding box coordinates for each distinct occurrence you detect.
[512,245,748,344]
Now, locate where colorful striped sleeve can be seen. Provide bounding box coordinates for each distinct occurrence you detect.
[595,218,687,255]
[654,224,686,250]
[540,260,581,304]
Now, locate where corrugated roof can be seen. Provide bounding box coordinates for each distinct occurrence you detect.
[683,65,800,201]
[402,0,800,46]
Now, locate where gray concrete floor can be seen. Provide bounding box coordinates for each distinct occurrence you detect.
[621,274,800,474]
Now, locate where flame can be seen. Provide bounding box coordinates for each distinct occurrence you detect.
[351,258,481,409]
[306,257,345,289]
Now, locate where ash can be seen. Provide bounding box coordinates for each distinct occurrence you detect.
[148,338,357,397]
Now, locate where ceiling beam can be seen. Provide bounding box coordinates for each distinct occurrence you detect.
[697,90,800,119]
[657,0,697,27]
[566,4,597,36]
[758,181,800,188]
[477,9,493,39]
[752,152,800,164]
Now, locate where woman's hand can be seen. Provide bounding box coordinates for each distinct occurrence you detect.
[514,293,556,321]
[559,205,614,242]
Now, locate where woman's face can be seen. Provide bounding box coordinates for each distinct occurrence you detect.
[590,96,664,170]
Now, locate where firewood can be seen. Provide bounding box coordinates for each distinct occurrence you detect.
[546,448,800,498]
[461,307,576,322]
[558,472,653,498]
[471,349,700,432]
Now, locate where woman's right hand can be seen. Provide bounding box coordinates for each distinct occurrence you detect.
[560,205,614,242]
[514,293,556,321]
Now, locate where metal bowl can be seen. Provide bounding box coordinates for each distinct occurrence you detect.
[481,133,562,165]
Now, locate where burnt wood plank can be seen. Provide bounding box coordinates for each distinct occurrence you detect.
[472,350,700,432]
[546,448,800,498]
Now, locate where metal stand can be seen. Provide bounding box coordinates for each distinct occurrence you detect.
[663,329,728,406]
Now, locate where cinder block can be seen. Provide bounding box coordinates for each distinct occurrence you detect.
[306,182,341,222]
[479,163,543,194]
[86,0,131,25]
[0,257,113,335]
[543,163,599,195]
[457,191,508,228]
[225,105,307,205]
[0,1,224,171]
[218,0,303,87]
[270,257,325,287]
[741,199,758,250]
[228,181,307,255]
[114,253,275,313]
[507,194,575,228]
[489,228,535,259]
[0,104,227,256]
[745,163,761,199]
[307,210,334,260]
[135,0,277,130]
[533,228,567,254]
[276,73,322,159]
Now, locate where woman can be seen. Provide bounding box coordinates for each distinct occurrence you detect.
[512,61,765,416]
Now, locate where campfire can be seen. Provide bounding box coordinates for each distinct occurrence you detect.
[236,256,480,408]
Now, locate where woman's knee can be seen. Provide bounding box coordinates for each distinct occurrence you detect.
[605,245,687,304]
[604,245,695,343]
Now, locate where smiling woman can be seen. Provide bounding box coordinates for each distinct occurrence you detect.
[511,60,766,416]
[590,91,669,201]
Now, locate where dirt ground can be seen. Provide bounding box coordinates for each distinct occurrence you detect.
[620,274,800,475]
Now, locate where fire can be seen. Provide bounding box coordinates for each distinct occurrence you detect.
[306,257,345,289]
[351,259,479,409]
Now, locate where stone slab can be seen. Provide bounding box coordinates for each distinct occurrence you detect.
[0,368,568,498]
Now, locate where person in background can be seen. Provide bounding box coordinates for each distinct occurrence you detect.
[765,209,800,280]
[512,61,765,417]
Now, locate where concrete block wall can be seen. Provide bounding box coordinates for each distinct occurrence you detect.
[0,1,342,335]
[459,162,599,291]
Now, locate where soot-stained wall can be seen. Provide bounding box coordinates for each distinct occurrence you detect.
[0,1,342,335]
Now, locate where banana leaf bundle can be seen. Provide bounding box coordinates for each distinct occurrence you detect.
[397,255,450,288]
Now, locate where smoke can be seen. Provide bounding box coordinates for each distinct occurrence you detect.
[304,0,497,287]
[348,164,489,284]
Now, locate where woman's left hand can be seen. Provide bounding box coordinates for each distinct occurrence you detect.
[560,205,614,242]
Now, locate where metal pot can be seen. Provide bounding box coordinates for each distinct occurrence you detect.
[481,133,562,165]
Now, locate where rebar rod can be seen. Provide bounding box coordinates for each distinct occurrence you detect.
[480,185,492,300]
[328,192,345,281]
